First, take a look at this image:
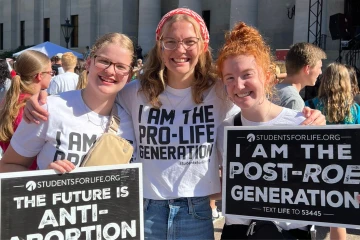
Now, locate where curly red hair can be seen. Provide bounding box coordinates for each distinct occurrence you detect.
[216,22,277,98]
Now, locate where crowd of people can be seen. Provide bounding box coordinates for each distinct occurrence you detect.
[0,6,358,240]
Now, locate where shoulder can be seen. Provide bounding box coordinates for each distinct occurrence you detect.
[122,79,140,91]
[66,72,79,78]
[118,80,139,98]
[276,83,293,90]
[116,80,144,111]
[50,75,60,83]
[221,115,236,128]
[115,103,131,121]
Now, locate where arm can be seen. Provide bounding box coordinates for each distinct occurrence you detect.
[330,227,346,240]
[0,145,35,172]
[210,167,222,201]
[301,107,326,125]
[276,73,287,80]
[23,90,49,123]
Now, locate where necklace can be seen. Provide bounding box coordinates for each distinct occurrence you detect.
[164,88,191,109]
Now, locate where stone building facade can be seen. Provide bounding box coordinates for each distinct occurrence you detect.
[0,0,349,62]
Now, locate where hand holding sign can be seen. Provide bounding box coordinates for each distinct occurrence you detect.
[224,125,360,229]
[47,159,75,174]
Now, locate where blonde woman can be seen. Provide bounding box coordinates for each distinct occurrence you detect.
[0,33,135,173]
[0,50,52,170]
[305,63,360,124]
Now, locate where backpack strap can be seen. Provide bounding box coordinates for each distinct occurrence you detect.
[233,112,242,126]
[107,104,121,134]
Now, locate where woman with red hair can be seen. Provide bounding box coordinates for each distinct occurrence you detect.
[216,22,345,240]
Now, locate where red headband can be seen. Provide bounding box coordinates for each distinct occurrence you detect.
[155,8,209,51]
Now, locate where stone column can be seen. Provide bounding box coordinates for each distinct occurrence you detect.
[293,0,309,43]
[138,0,161,55]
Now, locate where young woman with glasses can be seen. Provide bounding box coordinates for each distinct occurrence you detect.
[0,33,136,173]
[117,9,324,239]
[22,8,325,239]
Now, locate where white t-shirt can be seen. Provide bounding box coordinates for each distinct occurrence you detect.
[217,107,308,230]
[47,72,79,95]
[117,80,239,200]
[11,90,136,169]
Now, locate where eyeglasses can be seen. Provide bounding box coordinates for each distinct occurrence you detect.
[160,37,200,50]
[42,71,55,77]
[94,55,132,76]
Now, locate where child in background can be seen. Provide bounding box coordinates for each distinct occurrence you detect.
[305,63,360,124]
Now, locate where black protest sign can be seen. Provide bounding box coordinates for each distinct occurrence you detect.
[0,164,143,239]
[223,125,360,228]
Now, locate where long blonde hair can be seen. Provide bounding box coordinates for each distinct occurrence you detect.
[318,63,354,123]
[76,70,88,89]
[140,14,217,108]
[0,50,50,142]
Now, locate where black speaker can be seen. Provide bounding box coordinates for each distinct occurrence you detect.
[329,13,350,40]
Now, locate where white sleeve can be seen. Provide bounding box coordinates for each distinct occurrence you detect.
[10,106,49,157]
[116,80,139,115]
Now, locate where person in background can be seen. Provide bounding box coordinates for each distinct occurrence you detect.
[216,21,345,240]
[76,70,88,90]
[132,58,143,80]
[47,52,79,95]
[136,44,143,60]
[273,43,326,111]
[305,63,360,124]
[275,64,287,82]
[0,50,53,170]
[83,46,91,60]
[75,58,86,75]
[74,58,88,90]
[345,64,360,105]
[0,33,136,173]
[51,53,63,76]
[0,59,12,103]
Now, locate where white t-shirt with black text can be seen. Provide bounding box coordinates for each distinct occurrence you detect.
[117,80,239,200]
[11,90,136,169]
